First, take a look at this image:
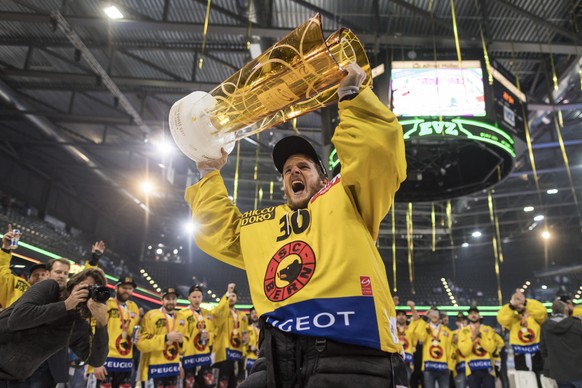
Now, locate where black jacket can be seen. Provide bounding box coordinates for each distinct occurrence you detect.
[0,279,108,380]
[540,314,582,383]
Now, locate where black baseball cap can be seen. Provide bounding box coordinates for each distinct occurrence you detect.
[28,263,47,277]
[116,275,137,288]
[188,285,204,295]
[558,295,573,304]
[162,287,180,298]
[468,306,480,314]
[272,136,327,176]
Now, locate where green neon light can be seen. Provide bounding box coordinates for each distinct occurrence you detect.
[400,118,516,158]
[328,148,339,172]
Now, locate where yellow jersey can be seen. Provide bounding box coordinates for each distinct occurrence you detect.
[0,250,30,309]
[414,319,453,372]
[176,295,228,368]
[101,298,140,372]
[497,299,546,355]
[212,304,249,363]
[457,324,497,376]
[186,88,407,353]
[245,322,260,370]
[137,308,181,381]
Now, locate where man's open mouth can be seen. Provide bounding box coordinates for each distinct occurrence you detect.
[291,180,305,193]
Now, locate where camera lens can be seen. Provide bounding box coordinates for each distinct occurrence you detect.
[88,285,110,303]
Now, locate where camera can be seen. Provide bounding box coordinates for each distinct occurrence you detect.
[87,285,110,304]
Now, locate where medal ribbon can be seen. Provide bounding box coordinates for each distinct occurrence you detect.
[116,300,129,336]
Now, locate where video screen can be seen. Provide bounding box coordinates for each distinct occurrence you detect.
[390,60,486,117]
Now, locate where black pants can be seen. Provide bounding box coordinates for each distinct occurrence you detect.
[25,361,56,388]
[183,365,215,388]
[214,360,238,388]
[96,371,132,388]
[0,381,27,388]
[239,323,408,388]
[514,352,543,388]
[468,370,495,388]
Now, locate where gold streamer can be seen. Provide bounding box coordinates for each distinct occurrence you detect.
[511,44,543,206]
[552,112,582,232]
[407,202,415,294]
[198,0,212,69]
[480,28,493,85]
[292,118,299,134]
[549,49,559,91]
[446,200,456,281]
[233,141,241,205]
[269,180,273,200]
[392,206,397,292]
[258,186,263,206]
[488,191,503,305]
[494,211,504,263]
[450,0,463,70]
[431,202,436,252]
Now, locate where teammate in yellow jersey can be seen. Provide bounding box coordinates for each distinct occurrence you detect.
[90,275,140,388]
[451,312,468,388]
[187,63,407,387]
[243,307,260,378]
[137,288,183,388]
[458,307,497,387]
[211,288,248,388]
[497,289,547,388]
[176,283,233,388]
[0,224,48,309]
[409,301,453,388]
[396,309,416,380]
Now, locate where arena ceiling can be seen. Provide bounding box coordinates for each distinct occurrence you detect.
[1,0,582,287]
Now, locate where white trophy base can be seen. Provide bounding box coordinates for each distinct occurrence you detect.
[168,91,236,163]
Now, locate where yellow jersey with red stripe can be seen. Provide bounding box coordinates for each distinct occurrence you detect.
[497,299,546,355]
[176,296,228,369]
[396,323,416,364]
[245,322,260,370]
[137,309,181,381]
[212,305,249,364]
[458,324,497,376]
[414,319,453,372]
[450,329,467,376]
[101,298,140,373]
[185,88,407,354]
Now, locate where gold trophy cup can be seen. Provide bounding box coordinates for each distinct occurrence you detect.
[169,13,371,162]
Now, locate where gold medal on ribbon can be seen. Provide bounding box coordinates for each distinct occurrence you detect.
[521,327,527,333]
[432,340,439,346]
[233,328,238,336]
[122,330,128,340]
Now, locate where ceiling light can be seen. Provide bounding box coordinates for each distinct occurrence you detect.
[216,297,220,302]
[140,269,145,273]
[207,290,212,294]
[546,189,558,195]
[104,5,124,19]
[519,288,524,292]
[523,206,534,212]
[212,294,216,298]
[184,221,196,234]
[156,248,163,255]
[472,231,482,238]
[440,278,445,282]
[526,281,531,285]
[141,181,153,193]
[146,276,151,280]
[173,249,178,255]
[462,242,469,248]
[156,140,174,156]
[542,230,551,239]
[534,215,545,221]
[541,285,548,290]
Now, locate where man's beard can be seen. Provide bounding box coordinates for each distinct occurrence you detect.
[469,317,480,324]
[117,293,130,302]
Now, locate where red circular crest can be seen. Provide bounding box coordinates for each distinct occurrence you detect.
[230,332,242,348]
[472,341,487,357]
[517,327,535,343]
[399,336,409,351]
[115,335,132,356]
[163,343,179,360]
[263,241,316,302]
[429,345,444,359]
[194,332,207,351]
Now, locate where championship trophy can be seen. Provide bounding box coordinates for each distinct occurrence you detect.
[169,14,371,162]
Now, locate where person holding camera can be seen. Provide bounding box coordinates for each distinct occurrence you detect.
[0,267,109,386]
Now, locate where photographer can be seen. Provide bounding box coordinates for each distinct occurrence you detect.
[0,267,109,385]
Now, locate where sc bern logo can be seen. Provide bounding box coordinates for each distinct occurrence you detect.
[264,241,316,302]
